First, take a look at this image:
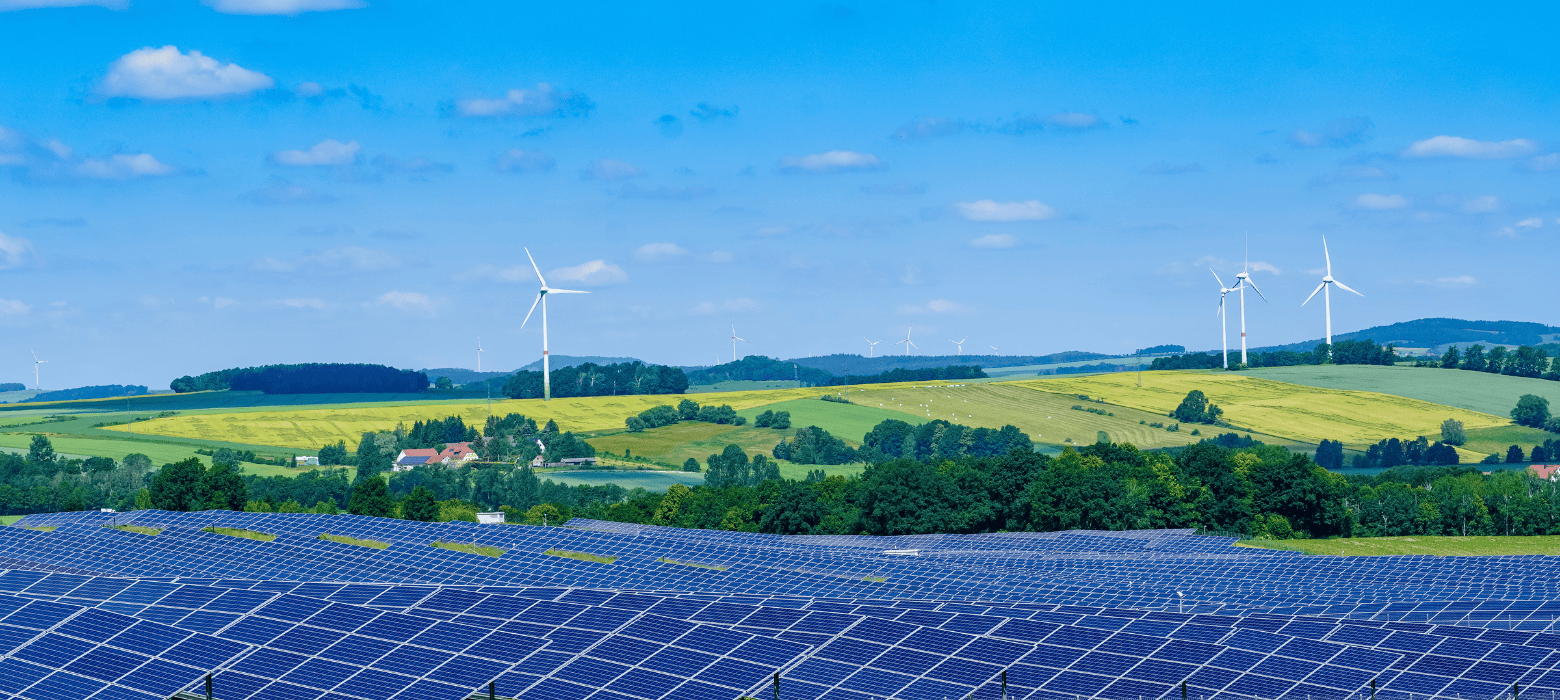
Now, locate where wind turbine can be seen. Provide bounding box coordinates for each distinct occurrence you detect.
[894,326,917,356]
[30,351,46,391]
[1211,269,1238,369]
[476,337,488,372]
[989,346,999,353]
[1233,234,1267,365]
[519,248,589,401]
[1302,236,1363,347]
[730,324,747,362]
[864,337,880,358]
[949,338,966,356]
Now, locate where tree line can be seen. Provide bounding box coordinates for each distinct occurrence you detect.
[1150,339,1398,370]
[496,361,688,399]
[23,385,148,403]
[1433,344,1560,381]
[171,363,429,394]
[686,356,833,386]
[825,365,988,386]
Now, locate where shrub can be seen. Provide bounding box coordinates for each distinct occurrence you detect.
[1440,418,1466,446]
[1512,394,1551,429]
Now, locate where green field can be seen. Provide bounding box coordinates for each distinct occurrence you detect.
[734,396,925,442]
[1244,365,1560,419]
[686,380,804,394]
[0,515,24,525]
[1237,535,1560,556]
[542,470,706,491]
[1462,424,1558,459]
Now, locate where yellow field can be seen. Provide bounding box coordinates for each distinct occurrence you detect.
[101,387,826,450]
[1023,371,1507,448]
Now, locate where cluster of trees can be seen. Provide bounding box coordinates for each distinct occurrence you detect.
[625,399,744,432]
[351,413,593,476]
[0,436,152,514]
[773,426,856,465]
[1437,344,1560,380]
[171,364,429,394]
[704,445,781,487]
[1149,340,1398,371]
[861,419,1033,461]
[686,356,833,386]
[1172,390,1224,424]
[500,361,688,399]
[826,365,988,386]
[1353,436,1462,469]
[23,385,148,403]
[753,410,792,429]
[0,383,24,392]
[1511,394,1560,433]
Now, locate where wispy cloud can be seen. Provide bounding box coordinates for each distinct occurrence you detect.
[550,260,627,286]
[954,199,1055,222]
[582,159,645,180]
[1436,275,1476,285]
[778,150,882,173]
[0,299,30,315]
[1141,161,1203,176]
[0,127,178,183]
[496,149,554,173]
[617,183,713,200]
[693,298,758,315]
[969,233,1018,249]
[374,291,435,313]
[1352,193,1409,210]
[899,299,969,315]
[892,117,963,140]
[278,298,327,309]
[1,0,125,9]
[1462,195,1500,213]
[203,0,365,15]
[99,46,274,100]
[271,139,359,167]
[892,112,1105,140]
[248,178,334,205]
[455,83,594,118]
[0,231,36,269]
[690,102,738,121]
[1401,135,1539,160]
[256,246,400,273]
[861,181,926,196]
[370,154,451,175]
[633,242,688,262]
[1289,117,1373,148]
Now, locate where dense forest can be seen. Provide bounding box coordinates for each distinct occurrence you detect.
[22,384,148,403]
[686,356,833,386]
[1150,339,1400,370]
[496,361,688,399]
[170,363,429,394]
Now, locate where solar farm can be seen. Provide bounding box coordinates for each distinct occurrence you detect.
[0,513,1554,700]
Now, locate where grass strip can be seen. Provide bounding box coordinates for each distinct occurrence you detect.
[863,576,888,583]
[319,533,390,549]
[545,548,617,564]
[657,556,727,571]
[202,527,275,542]
[19,526,55,532]
[433,540,505,557]
[108,524,161,535]
[1235,535,1560,556]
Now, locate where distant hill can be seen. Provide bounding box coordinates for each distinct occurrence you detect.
[421,356,645,386]
[23,384,148,403]
[0,383,23,392]
[1248,318,1560,354]
[515,355,644,373]
[787,352,1112,376]
[419,368,514,386]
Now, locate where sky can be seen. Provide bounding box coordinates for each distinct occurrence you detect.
[1,0,1558,389]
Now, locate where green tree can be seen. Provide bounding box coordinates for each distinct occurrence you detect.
[1172,390,1223,424]
[1440,345,1460,369]
[1506,445,1526,463]
[1507,346,1548,378]
[677,398,700,420]
[401,486,439,521]
[355,432,391,478]
[759,482,827,534]
[1485,346,1509,374]
[148,458,209,511]
[26,434,55,469]
[203,460,248,511]
[1460,344,1487,371]
[1512,394,1551,428]
[682,458,700,472]
[348,475,396,517]
[435,376,454,389]
[1441,418,1467,446]
[524,503,563,525]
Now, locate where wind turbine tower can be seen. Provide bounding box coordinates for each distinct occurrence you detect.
[1211,270,1238,369]
[730,324,746,363]
[864,337,880,358]
[519,248,589,401]
[949,338,966,356]
[1233,235,1267,365]
[476,337,488,372]
[30,351,46,391]
[1302,236,1363,347]
[894,326,917,356]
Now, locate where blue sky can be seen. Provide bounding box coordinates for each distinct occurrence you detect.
[1,0,1558,388]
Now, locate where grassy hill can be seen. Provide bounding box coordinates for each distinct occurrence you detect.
[1244,364,1560,418]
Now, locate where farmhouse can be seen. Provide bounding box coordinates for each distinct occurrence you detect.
[393,442,480,471]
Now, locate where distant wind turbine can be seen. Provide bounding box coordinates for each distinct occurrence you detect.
[730,324,747,363]
[864,337,880,358]
[476,337,488,372]
[1211,269,1238,370]
[31,351,46,391]
[1234,233,1267,365]
[1302,236,1363,348]
[949,338,966,356]
[895,326,918,356]
[519,248,589,401]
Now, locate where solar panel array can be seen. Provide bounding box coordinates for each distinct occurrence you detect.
[1,510,1557,700]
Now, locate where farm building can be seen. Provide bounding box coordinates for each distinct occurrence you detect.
[392,442,481,471]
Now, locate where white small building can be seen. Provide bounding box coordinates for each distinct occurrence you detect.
[296,455,319,467]
[477,511,505,524]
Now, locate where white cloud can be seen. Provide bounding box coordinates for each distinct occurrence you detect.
[705,251,733,263]
[0,0,124,9]
[375,291,434,313]
[296,82,324,97]
[257,246,399,273]
[248,179,332,205]
[1047,112,1103,130]
[582,159,644,180]
[1353,193,1409,210]
[1401,135,1539,160]
[755,225,790,237]
[693,298,759,315]
[1437,275,1476,285]
[77,153,175,179]
[549,260,627,286]
[778,150,883,173]
[456,83,593,118]
[279,298,326,309]
[1528,153,1560,172]
[496,149,554,172]
[1516,217,1544,229]
[633,242,687,263]
[0,231,34,269]
[0,299,29,315]
[1462,195,1500,213]
[212,297,237,309]
[1249,262,1282,275]
[203,0,365,15]
[272,139,359,166]
[1288,117,1373,148]
[954,199,1055,222]
[969,233,1017,249]
[100,46,274,100]
[899,299,969,315]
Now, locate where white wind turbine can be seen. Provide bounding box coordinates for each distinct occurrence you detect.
[31,351,47,391]
[895,326,917,356]
[949,338,966,356]
[1233,236,1268,365]
[730,324,747,363]
[1211,269,1239,369]
[1302,236,1363,347]
[864,337,880,358]
[989,346,999,353]
[519,248,589,401]
[476,337,488,372]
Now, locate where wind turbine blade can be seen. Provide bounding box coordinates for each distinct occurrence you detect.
[1244,277,1269,302]
[1217,295,1224,316]
[524,247,547,287]
[547,289,590,294]
[520,293,542,328]
[1302,282,1326,306]
[1210,269,1227,288]
[1333,279,1364,297]
[1323,236,1332,276]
